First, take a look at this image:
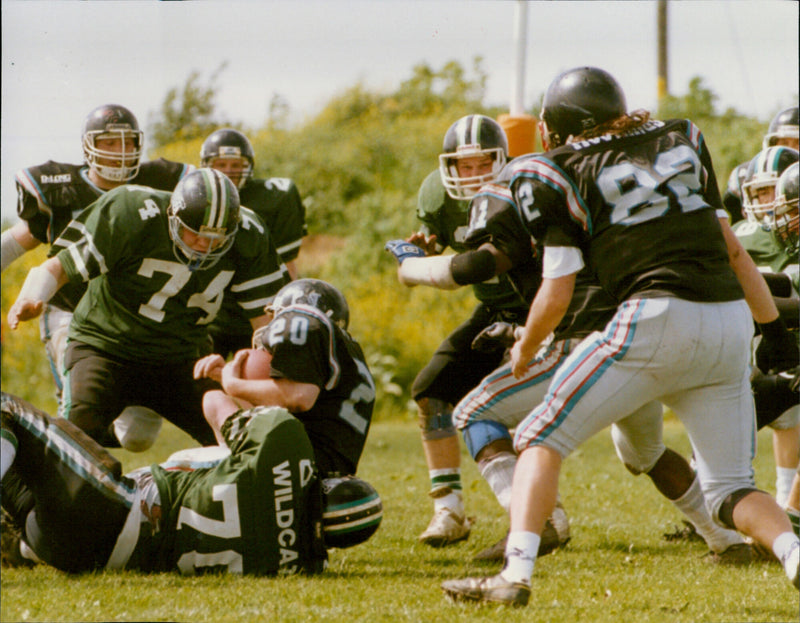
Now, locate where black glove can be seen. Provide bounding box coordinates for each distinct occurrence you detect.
[755,317,799,374]
[471,322,518,353]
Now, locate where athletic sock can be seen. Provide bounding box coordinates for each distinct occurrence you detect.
[500,531,539,585]
[775,467,796,509]
[479,452,516,513]
[671,476,743,552]
[429,468,463,516]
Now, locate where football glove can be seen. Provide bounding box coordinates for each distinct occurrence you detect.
[385,240,426,265]
[471,322,519,353]
[755,317,799,374]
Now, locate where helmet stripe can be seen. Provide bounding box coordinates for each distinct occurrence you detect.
[471,114,482,145]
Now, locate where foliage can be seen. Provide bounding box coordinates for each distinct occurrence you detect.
[1,420,794,623]
[147,63,237,148]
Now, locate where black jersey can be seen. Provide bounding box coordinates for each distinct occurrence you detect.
[508,119,743,304]
[253,306,375,476]
[15,158,192,311]
[465,184,617,341]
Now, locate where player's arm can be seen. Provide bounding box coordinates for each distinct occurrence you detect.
[7,256,69,329]
[386,241,510,289]
[509,246,581,378]
[1,221,41,272]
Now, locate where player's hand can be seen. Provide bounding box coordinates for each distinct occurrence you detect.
[509,337,536,379]
[220,350,248,391]
[407,232,438,255]
[756,318,799,373]
[385,239,426,264]
[7,298,44,330]
[471,322,519,353]
[193,354,226,382]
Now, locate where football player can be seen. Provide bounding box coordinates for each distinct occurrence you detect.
[739,146,799,229]
[442,66,799,606]
[386,115,523,547]
[0,391,381,574]
[194,279,375,478]
[7,169,289,450]
[1,104,193,424]
[200,129,308,357]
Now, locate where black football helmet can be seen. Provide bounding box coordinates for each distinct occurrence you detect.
[741,146,799,225]
[167,168,240,271]
[540,67,627,148]
[770,162,799,253]
[438,115,508,200]
[763,106,799,149]
[321,475,383,549]
[200,129,255,189]
[266,278,350,329]
[82,104,143,183]
[726,162,750,201]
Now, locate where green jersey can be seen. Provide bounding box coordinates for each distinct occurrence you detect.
[416,170,528,310]
[733,219,799,292]
[133,407,327,575]
[53,184,288,363]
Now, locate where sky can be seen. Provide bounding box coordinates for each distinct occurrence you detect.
[1,0,798,224]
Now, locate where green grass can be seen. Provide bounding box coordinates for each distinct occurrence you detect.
[1,415,797,623]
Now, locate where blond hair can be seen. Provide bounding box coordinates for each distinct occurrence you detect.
[571,109,652,142]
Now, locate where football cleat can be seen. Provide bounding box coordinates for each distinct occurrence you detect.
[662,520,704,542]
[419,507,472,547]
[441,573,531,607]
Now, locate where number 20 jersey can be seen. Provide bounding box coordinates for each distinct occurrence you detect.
[254,305,375,477]
[508,119,743,304]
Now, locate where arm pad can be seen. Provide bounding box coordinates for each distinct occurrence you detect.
[451,248,497,285]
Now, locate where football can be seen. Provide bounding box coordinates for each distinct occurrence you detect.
[240,348,273,380]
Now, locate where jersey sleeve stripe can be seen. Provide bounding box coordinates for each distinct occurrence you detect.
[230,270,286,292]
[277,239,302,256]
[15,168,51,213]
[59,222,110,280]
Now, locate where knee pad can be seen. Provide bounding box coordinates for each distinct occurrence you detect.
[417,398,455,441]
[717,487,762,530]
[463,420,512,460]
[113,406,163,452]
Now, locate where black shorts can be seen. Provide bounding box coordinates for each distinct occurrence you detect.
[63,341,217,447]
[411,303,528,406]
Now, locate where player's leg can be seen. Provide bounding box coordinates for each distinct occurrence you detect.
[455,339,574,560]
[611,403,747,560]
[202,389,253,445]
[665,299,799,588]
[1,392,134,572]
[412,305,504,546]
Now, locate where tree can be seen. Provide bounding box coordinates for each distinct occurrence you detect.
[147,63,231,148]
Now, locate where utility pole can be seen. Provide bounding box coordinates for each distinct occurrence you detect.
[657,0,669,102]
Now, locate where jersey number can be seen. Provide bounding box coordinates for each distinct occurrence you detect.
[137,259,234,324]
[596,144,707,226]
[176,484,243,574]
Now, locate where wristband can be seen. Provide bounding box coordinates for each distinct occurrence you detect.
[18,265,59,303]
[398,255,458,289]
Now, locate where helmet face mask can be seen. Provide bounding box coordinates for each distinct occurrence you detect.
[742,146,799,226]
[321,475,382,549]
[770,162,799,253]
[82,104,143,183]
[438,115,508,200]
[167,168,240,271]
[201,129,255,189]
[540,67,627,148]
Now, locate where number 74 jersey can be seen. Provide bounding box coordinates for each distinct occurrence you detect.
[508,118,743,304]
[52,184,289,364]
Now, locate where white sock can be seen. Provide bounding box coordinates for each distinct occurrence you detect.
[772,531,800,583]
[672,476,743,552]
[479,452,516,513]
[500,531,539,585]
[775,467,796,509]
[1,432,18,480]
[429,468,464,516]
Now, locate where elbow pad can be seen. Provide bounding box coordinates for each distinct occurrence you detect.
[451,248,497,285]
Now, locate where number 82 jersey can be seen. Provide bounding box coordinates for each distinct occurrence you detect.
[508,118,743,304]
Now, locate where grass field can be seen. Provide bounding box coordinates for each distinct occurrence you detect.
[1,412,797,623]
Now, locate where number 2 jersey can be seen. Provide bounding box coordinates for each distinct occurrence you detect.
[507,118,743,304]
[120,407,327,575]
[51,185,289,363]
[253,305,375,476]
[15,158,192,312]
